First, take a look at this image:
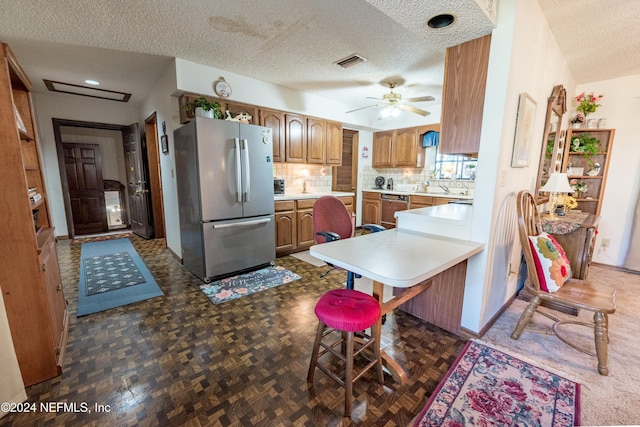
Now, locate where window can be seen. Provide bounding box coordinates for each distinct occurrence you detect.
[434,154,477,180]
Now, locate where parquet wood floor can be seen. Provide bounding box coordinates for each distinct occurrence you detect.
[1,236,465,426]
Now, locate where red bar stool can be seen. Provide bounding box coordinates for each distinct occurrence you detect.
[307,288,384,417]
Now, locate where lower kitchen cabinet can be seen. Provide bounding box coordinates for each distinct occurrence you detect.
[409,195,433,209]
[275,195,354,256]
[275,201,296,254]
[362,192,381,225]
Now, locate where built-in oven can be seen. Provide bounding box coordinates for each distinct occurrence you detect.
[381,194,409,229]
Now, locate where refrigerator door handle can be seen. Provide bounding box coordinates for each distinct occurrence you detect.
[212,217,271,229]
[234,138,242,202]
[242,139,250,201]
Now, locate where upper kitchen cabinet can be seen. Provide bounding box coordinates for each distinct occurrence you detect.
[285,113,306,163]
[259,108,286,162]
[307,118,326,164]
[325,120,343,165]
[372,126,426,168]
[439,34,491,155]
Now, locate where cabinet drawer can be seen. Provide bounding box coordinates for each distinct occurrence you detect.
[410,195,433,206]
[362,191,381,201]
[339,196,353,206]
[296,199,317,209]
[275,200,295,212]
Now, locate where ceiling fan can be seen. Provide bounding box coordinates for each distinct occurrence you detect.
[345,82,435,117]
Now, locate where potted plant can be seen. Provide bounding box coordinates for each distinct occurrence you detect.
[183,97,222,119]
[570,132,600,167]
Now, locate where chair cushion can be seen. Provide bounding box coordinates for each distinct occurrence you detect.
[314,289,381,332]
[528,232,572,292]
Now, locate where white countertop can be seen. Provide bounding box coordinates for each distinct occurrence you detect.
[274,191,354,201]
[310,228,484,288]
[363,188,474,200]
[395,204,474,240]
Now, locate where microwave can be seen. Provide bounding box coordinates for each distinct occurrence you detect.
[274,179,285,195]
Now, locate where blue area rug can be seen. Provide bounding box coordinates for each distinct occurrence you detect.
[199,266,301,304]
[77,238,163,316]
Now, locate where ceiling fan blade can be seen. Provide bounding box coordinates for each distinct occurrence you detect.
[345,103,384,114]
[366,96,384,100]
[403,95,435,103]
[398,104,430,116]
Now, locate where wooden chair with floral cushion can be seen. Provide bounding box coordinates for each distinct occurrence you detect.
[511,190,616,375]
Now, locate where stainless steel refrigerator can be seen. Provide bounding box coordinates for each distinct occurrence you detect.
[174,117,275,282]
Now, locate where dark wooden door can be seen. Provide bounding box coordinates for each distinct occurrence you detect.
[63,143,108,235]
[123,123,152,239]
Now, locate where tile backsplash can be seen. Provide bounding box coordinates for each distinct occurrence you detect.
[273,163,333,193]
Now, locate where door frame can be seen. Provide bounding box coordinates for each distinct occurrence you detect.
[53,118,165,239]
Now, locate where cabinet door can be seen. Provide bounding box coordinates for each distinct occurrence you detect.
[306,118,326,164]
[394,127,421,167]
[325,120,343,165]
[285,114,306,163]
[362,200,381,225]
[439,34,491,155]
[297,209,315,249]
[259,109,285,162]
[275,211,296,254]
[40,238,66,352]
[372,131,394,167]
[432,197,456,205]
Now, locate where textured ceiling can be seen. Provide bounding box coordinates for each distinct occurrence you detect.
[537,0,640,84]
[0,0,494,121]
[0,1,637,124]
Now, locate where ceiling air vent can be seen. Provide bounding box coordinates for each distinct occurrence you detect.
[334,54,367,68]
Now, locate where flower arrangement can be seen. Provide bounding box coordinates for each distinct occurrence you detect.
[570,113,585,124]
[556,194,578,210]
[575,92,603,117]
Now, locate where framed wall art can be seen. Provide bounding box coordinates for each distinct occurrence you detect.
[161,134,169,154]
[511,92,537,167]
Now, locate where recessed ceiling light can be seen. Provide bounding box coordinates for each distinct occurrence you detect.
[427,14,455,29]
[84,79,100,85]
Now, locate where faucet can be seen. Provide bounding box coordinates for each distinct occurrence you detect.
[439,185,449,194]
[387,178,394,190]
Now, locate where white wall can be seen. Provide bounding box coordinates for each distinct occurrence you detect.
[462,0,575,332]
[575,76,640,266]
[33,93,140,237]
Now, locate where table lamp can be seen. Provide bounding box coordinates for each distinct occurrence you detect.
[300,169,310,193]
[540,172,574,219]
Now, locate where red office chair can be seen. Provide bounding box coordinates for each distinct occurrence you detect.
[313,196,384,289]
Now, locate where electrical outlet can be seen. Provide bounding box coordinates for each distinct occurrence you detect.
[601,238,611,250]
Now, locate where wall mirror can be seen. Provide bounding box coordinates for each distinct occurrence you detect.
[534,84,567,203]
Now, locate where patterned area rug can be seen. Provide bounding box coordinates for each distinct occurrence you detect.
[414,341,580,427]
[84,251,146,295]
[77,238,163,316]
[199,266,301,304]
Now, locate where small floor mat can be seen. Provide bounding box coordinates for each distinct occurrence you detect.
[199,266,301,304]
[84,251,146,295]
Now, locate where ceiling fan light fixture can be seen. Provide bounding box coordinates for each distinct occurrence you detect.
[427,13,455,29]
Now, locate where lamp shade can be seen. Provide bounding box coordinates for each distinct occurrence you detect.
[300,168,311,178]
[540,172,574,193]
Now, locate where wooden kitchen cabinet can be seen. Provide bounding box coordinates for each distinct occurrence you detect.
[285,114,306,163]
[296,199,316,250]
[362,192,382,225]
[372,127,425,168]
[432,197,457,206]
[409,195,433,209]
[259,108,286,162]
[275,201,296,254]
[325,120,343,165]
[372,131,394,167]
[439,34,491,155]
[306,118,326,164]
[0,43,69,386]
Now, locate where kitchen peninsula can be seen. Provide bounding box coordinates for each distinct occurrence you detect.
[310,203,483,383]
